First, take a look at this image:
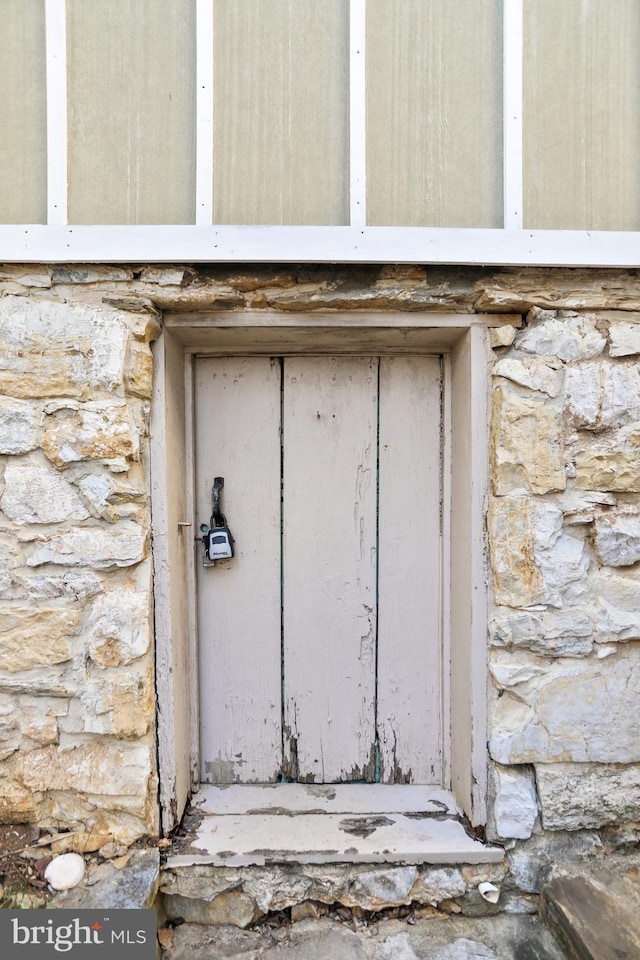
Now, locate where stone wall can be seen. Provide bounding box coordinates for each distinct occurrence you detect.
[0,263,639,860]
[0,270,160,847]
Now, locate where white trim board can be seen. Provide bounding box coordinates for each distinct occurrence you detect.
[44,0,68,225]
[1,225,639,266]
[503,0,523,229]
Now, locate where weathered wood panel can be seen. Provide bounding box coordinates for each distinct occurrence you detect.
[283,357,377,781]
[196,357,282,782]
[524,0,640,230]
[366,0,503,227]
[0,0,46,223]
[66,0,196,224]
[377,356,442,784]
[212,0,349,225]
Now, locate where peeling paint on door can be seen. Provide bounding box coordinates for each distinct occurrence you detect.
[197,355,443,785]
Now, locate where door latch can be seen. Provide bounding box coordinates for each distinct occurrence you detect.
[199,477,235,566]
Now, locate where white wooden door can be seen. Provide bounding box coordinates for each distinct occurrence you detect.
[195,355,443,785]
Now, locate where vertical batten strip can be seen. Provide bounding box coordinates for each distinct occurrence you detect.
[503,0,524,228]
[196,0,214,225]
[349,0,367,227]
[45,0,67,225]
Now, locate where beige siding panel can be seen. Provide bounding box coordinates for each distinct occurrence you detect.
[377,357,442,784]
[366,0,503,227]
[67,0,196,224]
[212,0,349,225]
[0,0,46,223]
[196,358,282,783]
[524,0,640,230]
[283,358,377,781]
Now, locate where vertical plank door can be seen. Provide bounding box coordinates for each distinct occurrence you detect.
[283,357,378,782]
[195,357,282,782]
[377,356,443,783]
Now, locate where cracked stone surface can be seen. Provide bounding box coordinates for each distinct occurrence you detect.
[162,916,567,960]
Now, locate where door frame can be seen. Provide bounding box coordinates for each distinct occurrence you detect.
[151,310,492,834]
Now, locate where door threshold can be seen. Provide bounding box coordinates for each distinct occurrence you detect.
[165,784,503,868]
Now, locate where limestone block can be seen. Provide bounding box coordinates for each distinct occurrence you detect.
[536,762,640,830]
[0,701,21,760]
[103,306,161,343]
[87,589,150,667]
[507,832,602,894]
[0,776,44,823]
[42,401,139,467]
[492,357,564,398]
[564,363,640,429]
[139,267,192,286]
[51,266,133,284]
[13,571,103,602]
[244,867,345,913]
[490,608,593,658]
[488,764,538,841]
[533,508,588,608]
[409,868,467,905]
[595,601,640,644]
[20,711,59,746]
[555,489,617,526]
[591,567,640,613]
[488,499,542,607]
[488,499,588,609]
[0,607,80,673]
[160,869,244,901]
[574,423,640,493]
[27,523,147,569]
[17,741,153,797]
[593,513,640,567]
[0,398,42,453]
[490,326,518,349]
[490,386,565,495]
[590,568,640,643]
[0,296,128,399]
[72,473,117,522]
[124,340,153,399]
[490,655,552,690]
[82,673,153,738]
[609,321,640,356]
[0,265,51,287]
[348,867,418,909]
[1,456,89,524]
[575,445,640,492]
[0,663,73,698]
[516,313,605,362]
[163,890,263,928]
[489,646,640,764]
[68,468,147,521]
[0,533,22,600]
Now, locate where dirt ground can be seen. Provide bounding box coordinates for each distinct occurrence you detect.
[0,823,50,907]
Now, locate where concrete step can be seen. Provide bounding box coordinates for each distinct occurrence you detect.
[166,785,503,867]
[541,855,640,960]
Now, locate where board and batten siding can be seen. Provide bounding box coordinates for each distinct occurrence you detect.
[0,0,47,223]
[366,0,503,228]
[212,0,349,225]
[523,0,640,231]
[1,0,639,252]
[66,0,196,224]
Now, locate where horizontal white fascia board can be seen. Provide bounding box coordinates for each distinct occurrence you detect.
[0,225,639,267]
